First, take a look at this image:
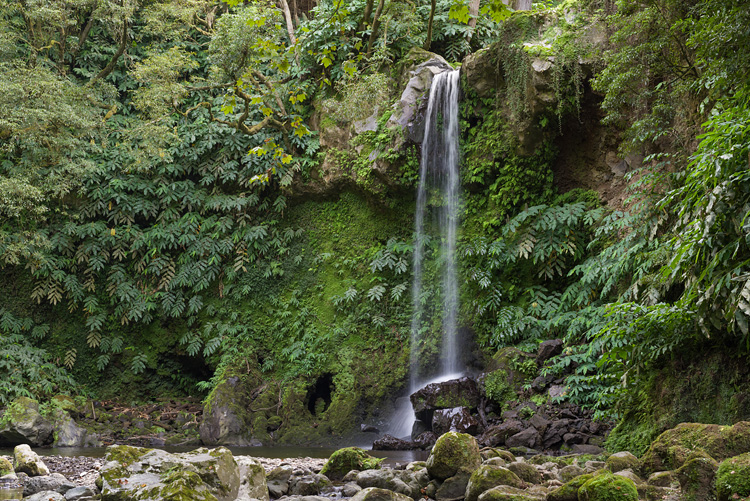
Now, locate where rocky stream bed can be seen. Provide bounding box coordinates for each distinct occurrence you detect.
[2,422,750,500]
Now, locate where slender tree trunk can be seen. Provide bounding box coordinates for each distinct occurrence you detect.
[466,0,480,42]
[278,0,297,45]
[358,0,375,33]
[423,0,436,51]
[366,0,386,56]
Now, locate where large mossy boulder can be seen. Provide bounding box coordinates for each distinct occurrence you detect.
[578,472,638,501]
[640,421,750,474]
[199,377,252,446]
[606,451,640,473]
[99,445,250,501]
[464,465,525,501]
[13,444,49,476]
[426,432,482,481]
[716,452,750,501]
[410,378,480,424]
[675,455,718,501]
[320,447,383,481]
[0,398,53,447]
[354,468,423,498]
[0,457,13,475]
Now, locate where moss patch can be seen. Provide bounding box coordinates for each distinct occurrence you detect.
[321,447,384,481]
[578,472,638,501]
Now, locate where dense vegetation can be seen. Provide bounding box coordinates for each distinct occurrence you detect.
[1,0,749,450]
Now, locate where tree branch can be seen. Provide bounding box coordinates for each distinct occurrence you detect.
[89,21,129,86]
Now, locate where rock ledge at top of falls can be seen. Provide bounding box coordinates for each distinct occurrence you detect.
[410,378,481,424]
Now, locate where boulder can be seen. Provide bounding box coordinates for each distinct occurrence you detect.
[432,407,480,436]
[236,456,269,501]
[25,492,65,501]
[13,444,49,476]
[536,340,563,365]
[435,469,472,501]
[52,410,99,447]
[606,451,639,473]
[478,421,524,447]
[289,474,332,497]
[22,472,75,496]
[506,462,541,484]
[321,447,383,481]
[716,452,750,501]
[266,465,292,498]
[64,486,99,501]
[426,432,482,481]
[354,468,420,498]
[558,464,585,483]
[676,455,718,501]
[504,428,540,449]
[641,421,750,474]
[646,470,676,487]
[477,485,543,501]
[414,431,438,449]
[372,434,418,451]
[546,474,593,501]
[0,398,53,447]
[350,487,414,501]
[578,472,638,501]
[410,378,480,424]
[199,377,252,446]
[99,445,243,501]
[464,465,525,501]
[0,457,12,475]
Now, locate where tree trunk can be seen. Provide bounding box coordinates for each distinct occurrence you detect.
[366,0,386,56]
[466,0,480,42]
[423,0,436,51]
[358,0,375,33]
[278,0,297,45]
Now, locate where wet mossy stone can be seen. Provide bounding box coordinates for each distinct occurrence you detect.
[640,421,750,474]
[321,447,383,481]
[350,487,414,501]
[606,451,640,473]
[506,462,541,484]
[578,472,638,501]
[716,452,750,501]
[143,470,218,501]
[0,457,12,476]
[427,432,482,481]
[465,465,525,501]
[675,456,718,501]
[545,474,592,501]
[476,484,543,501]
[481,448,516,463]
[13,444,49,476]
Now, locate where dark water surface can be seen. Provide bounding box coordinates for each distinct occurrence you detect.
[0,446,428,467]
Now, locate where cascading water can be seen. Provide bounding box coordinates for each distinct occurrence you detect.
[388,68,462,439]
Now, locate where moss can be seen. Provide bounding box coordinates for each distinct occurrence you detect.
[546,473,593,501]
[716,452,750,501]
[0,457,13,476]
[476,485,542,501]
[605,451,640,473]
[578,472,638,501]
[426,432,483,481]
[465,465,525,501]
[320,447,384,481]
[105,445,149,465]
[506,462,541,484]
[675,456,718,501]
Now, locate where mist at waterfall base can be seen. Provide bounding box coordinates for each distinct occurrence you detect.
[387,69,463,440]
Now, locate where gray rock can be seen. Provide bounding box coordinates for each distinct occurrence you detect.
[537,340,563,364]
[435,469,471,501]
[647,470,676,487]
[64,486,98,500]
[351,487,414,501]
[505,428,541,449]
[99,445,241,501]
[558,464,585,483]
[355,469,418,498]
[410,378,480,424]
[0,398,53,447]
[478,420,524,447]
[289,473,332,497]
[25,491,65,501]
[236,456,269,501]
[22,472,75,496]
[342,482,362,497]
[199,377,253,446]
[432,407,480,436]
[53,410,98,447]
[13,444,49,476]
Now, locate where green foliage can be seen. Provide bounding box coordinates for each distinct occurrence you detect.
[483,369,515,408]
[0,308,79,405]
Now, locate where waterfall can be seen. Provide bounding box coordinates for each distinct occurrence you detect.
[388,69,462,439]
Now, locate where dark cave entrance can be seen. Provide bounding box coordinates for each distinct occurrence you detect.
[307,374,334,416]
